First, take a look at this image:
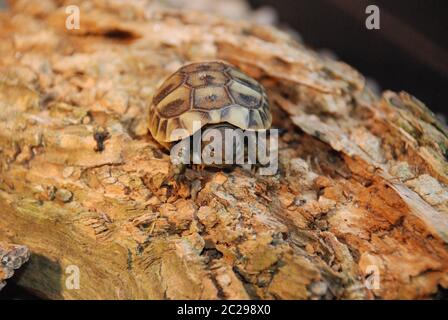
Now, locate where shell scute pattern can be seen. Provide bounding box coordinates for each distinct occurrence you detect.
[152,73,185,106]
[180,61,227,74]
[194,86,232,111]
[228,81,261,108]
[149,61,272,145]
[156,85,191,118]
[228,68,262,94]
[186,70,229,87]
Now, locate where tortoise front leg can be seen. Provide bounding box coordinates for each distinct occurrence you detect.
[167,162,186,189]
[166,138,190,188]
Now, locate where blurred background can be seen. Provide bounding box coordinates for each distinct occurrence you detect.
[248,0,448,119]
[0,0,446,118]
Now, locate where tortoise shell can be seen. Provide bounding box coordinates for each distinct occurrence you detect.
[148,61,272,146]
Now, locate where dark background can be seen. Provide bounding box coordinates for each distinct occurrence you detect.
[249,0,448,119]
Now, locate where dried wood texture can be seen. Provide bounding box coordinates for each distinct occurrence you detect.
[0,0,447,299]
[0,241,30,291]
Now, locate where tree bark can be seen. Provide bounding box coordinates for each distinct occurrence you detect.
[0,0,447,299]
[0,241,30,291]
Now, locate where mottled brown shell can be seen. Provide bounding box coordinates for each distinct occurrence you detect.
[148,61,272,145]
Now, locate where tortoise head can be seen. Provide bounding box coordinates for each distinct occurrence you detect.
[170,123,257,168]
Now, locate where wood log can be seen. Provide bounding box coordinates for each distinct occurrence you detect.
[0,241,30,291]
[0,0,447,299]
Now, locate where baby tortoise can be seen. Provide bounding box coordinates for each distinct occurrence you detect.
[148,60,272,181]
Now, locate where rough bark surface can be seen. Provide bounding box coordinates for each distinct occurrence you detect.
[0,0,447,299]
[0,241,30,291]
